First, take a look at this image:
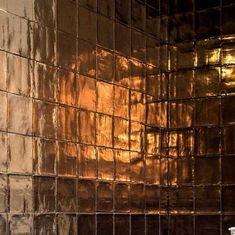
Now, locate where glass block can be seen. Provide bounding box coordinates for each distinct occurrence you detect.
[9,214,33,235]
[57,214,77,235]
[34,0,55,27]
[222,156,235,184]
[115,0,130,24]
[114,118,129,149]
[115,215,130,235]
[169,215,193,235]
[98,0,114,19]
[146,65,161,98]
[131,30,146,62]
[177,158,193,185]
[0,175,7,212]
[168,158,178,185]
[33,138,56,175]
[169,70,193,99]
[98,14,113,49]
[0,214,7,235]
[176,43,195,69]
[130,59,146,91]
[146,128,161,155]
[57,0,76,35]
[146,155,160,184]
[169,100,193,128]
[146,7,160,38]
[115,150,130,181]
[9,175,32,213]
[34,214,56,235]
[178,130,194,157]
[96,114,113,147]
[8,94,32,134]
[195,39,221,66]
[78,0,96,10]
[146,185,160,213]
[0,51,7,91]
[222,38,235,65]
[195,186,220,212]
[97,81,113,115]
[222,126,235,154]
[130,122,144,151]
[77,110,95,144]
[77,75,96,111]
[57,178,76,212]
[0,92,7,131]
[57,69,76,106]
[195,67,220,97]
[33,62,57,101]
[195,127,220,156]
[78,144,97,179]
[130,152,144,183]
[146,37,160,67]
[7,15,31,57]
[223,186,235,212]
[130,183,144,213]
[222,5,235,34]
[57,106,77,141]
[7,54,32,96]
[115,22,131,56]
[147,97,160,126]
[169,187,193,212]
[146,215,159,235]
[58,142,77,177]
[78,180,95,212]
[223,216,235,235]
[98,148,114,180]
[97,48,114,82]
[131,215,145,235]
[78,7,97,43]
[160,188,168,211]
[115,55,130,87]
[8,134,32,173]
[78,215,96,235]
[33,176,55,213]
[32,100,57,138]
[195,98,219,126]
[97,181,113,212]
[222,96,235,125]
[195,157,220,185]
[57,31,76,70]
[131,0,145,30]
[160,158,168,186]
[195,216,220,235]
[222,66,235,95]
[78,40,96,77]
[115,183,129,212]
[97,214,113,235]
[114,85,129,119]
[130,91,146,122]
[195,9,220,39]
[31,22,56,65]
[0,133,7,173]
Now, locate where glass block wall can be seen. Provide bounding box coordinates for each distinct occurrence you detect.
[0,0,235,234]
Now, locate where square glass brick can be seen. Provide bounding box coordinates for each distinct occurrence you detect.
[57,214,77,235]
[115,55,130,87]
[0,51,7,91]
[115,0,130,24]
[8,134,32,173]
[223,186,235,212]
[98,147,114,180]
[79,0,96,10]
[58,142,77,177]
[222,156,235,184]
[146,37,160,67]
[115,183,129,212]
[98,0,114,19]
[222,66,235,95]
[130,183,144,213]
[57,178,76,212]
[33,176,55,213]
[33,138,56,175]
[0,175,7,212]
[78,180,95,212]
[130,152,145,183]
[77,75,96,111]
[222,96,235,125]
[146,129,161,155]
[9,214,33,235]
[115,150,130,181]
[130,122,145,152]
[9,175,32,213]
[115,215,130,235]
[222,126,235,154]
[145,155,160,184]
[34,214,56,235]
[131,0,145,30]
[97,181,113,212]
[131,30,146,62]
[146,185,160,213]
[97,214,113,235]
[131,215,145,235]
[78,215,96,235]
[222,5,235,34]
[146,215,159,235]
[195,216,220,235]
[130,91,146,122]
[97,81,113,115]
[0,132,7,172]
[0,214,7,235]
[169,215,193,235]
[57,69,76,106]
[177,158,193,185]
[78,144,97,179]
[114,118,129,149]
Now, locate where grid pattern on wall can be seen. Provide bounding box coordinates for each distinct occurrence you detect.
[0,0,235,234]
